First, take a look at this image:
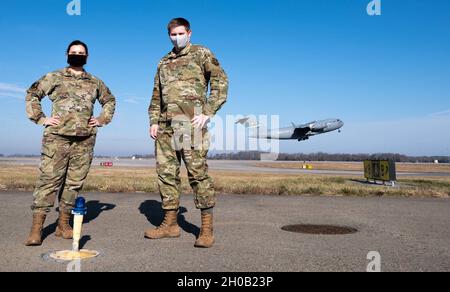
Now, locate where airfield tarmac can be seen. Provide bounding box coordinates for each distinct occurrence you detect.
[0,192,449,272]
[1,157,449,177]
[1,158,449,272]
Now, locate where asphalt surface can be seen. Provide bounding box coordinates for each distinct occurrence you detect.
[1,157,449,177]
[1,192,449,272]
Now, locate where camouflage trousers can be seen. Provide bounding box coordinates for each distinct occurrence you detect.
[155,124,215,210]
[31,132,96,214]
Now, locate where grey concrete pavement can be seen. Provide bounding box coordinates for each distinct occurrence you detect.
[0,192,449,272]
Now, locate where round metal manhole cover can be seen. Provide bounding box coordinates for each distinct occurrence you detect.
[282,224,358,235]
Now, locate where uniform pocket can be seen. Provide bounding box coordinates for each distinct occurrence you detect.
[191,128,210,152]
[41,133,58,158]
[41,143,57,158]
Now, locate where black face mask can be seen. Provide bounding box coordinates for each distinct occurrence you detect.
[67,54,87,67]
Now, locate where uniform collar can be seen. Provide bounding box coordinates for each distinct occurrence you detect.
[62,67,92,80]
[168,43,192,59]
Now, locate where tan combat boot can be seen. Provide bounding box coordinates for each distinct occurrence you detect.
[55,209,73,239]
[194,213,215,248]
[24,212,47,246]
[145,210,180,239]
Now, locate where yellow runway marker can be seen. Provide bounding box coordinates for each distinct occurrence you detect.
[49,197,99,262]
[50,250,99,261]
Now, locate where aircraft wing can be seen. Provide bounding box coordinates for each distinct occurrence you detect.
[295,121,316,129]
[293,127,311,138]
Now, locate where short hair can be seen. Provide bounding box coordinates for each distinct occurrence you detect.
[167,18,191,34]
[67,40,89,55]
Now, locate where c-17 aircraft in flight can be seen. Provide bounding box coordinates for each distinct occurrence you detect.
[235,117,344,142]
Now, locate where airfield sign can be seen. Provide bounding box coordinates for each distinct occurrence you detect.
[364,160,397,185]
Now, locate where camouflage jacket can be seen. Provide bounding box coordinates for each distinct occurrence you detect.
[149,44,229,126]
[25,67,116,137]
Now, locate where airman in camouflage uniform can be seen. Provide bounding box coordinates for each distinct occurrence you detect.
[145,18,228,248]
[24,41,116,246]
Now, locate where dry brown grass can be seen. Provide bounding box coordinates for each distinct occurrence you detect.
[0,164,449,198]
[253,162,450,173]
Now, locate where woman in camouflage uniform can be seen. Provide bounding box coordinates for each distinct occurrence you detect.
[24,40,116,246]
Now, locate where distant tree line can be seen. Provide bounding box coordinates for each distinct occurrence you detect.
[207,152,450,163]
[1,152,449,163]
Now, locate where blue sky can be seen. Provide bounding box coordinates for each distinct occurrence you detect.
[0,0,449,156]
